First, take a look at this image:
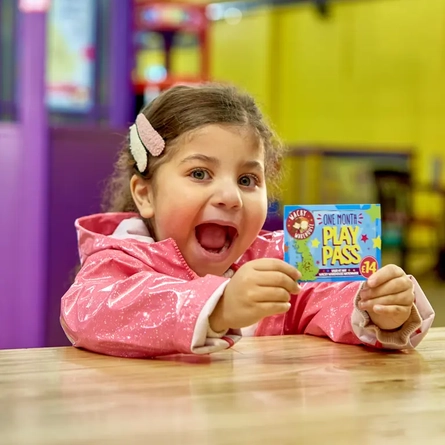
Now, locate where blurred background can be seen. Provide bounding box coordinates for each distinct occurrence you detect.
[1,0,444,350]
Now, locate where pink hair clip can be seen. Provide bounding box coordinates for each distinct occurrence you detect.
[129,113,165,172]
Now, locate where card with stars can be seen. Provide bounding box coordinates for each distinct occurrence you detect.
[283,204,381,282]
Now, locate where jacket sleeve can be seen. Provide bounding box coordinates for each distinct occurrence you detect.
[248,230,434,349]
[282,278,435,349]
[60,250,241,358]
[352,276,434,349]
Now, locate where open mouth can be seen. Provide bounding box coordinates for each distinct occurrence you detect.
[195,223,238,254]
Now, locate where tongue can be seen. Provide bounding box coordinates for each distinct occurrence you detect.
[196,224,227,250]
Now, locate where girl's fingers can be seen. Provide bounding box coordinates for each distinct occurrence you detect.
[371,304,411,316]
[256,271,301,294]
[360,276,413,301]
[367,264,405,288]
[359,291,414,310]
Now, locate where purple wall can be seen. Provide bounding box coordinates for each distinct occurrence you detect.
[2,1,135,348]
[16,9,48,349]
[0,123,126,348]
[0,123,21,348]
[0,8,48,350]
[109,0,134,127]
[46,126,126,346]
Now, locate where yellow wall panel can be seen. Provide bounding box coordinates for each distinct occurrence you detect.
[210,8,274,118]
[207,0,445,217]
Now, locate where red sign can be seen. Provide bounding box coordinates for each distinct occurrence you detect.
[286,209,315,240]
[360,256,378,278]
[19,0,51,13]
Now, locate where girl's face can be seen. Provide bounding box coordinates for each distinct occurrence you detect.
[131,124,268,277]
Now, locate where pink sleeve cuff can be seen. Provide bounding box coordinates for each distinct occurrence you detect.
[351,276,435,349]
[190,280,241,354]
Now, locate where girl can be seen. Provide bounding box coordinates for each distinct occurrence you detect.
[61,83,434,358]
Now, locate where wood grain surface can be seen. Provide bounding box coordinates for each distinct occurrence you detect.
[1,329,445,445]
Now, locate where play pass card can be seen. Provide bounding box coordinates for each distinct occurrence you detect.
[283,204,381,282]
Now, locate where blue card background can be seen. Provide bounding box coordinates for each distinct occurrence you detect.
[283,204,382,282]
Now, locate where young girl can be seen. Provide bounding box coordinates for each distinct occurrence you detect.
[61,83,435,358]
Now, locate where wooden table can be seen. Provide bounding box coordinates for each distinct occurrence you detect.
[1,329,445,445]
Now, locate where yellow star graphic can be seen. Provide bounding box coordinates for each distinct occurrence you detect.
[311,238,320,248]
[365,204,381,222]
[372,235,381,249]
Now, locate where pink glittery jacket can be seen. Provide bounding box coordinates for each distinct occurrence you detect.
[60,213,435,358]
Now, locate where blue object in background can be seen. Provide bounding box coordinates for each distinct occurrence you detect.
[263,200,282,232]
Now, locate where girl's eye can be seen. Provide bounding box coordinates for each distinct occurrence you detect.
[191,169,210,180]
[238,175,258,187]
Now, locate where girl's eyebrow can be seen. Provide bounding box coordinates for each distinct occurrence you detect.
[179,154,219,166]
[242,160,264,172]
[179,154,264,171]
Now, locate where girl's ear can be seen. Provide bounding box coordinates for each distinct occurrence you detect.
[130,174,155,219]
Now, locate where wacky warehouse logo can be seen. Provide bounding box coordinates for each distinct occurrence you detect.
[286,208,315,240]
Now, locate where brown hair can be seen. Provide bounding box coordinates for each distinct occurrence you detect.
[102,83,285,214]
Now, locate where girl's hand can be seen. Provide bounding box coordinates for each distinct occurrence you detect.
[209,259,301,333]
[358,264,415,331]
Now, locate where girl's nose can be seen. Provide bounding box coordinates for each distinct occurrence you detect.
[211,182,243,209]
